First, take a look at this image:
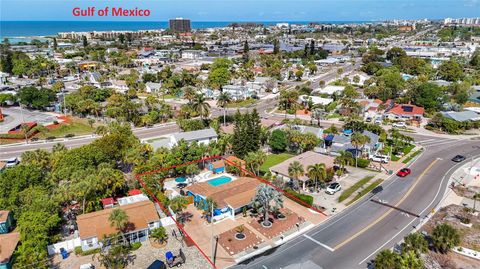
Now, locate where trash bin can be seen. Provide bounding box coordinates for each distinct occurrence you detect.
[60,248,69,259]
[388,170,393,175]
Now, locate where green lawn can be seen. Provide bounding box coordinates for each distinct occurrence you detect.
[402,149,423,164]
[36,119,95,139]
[346,179,384,206]
[226,99,257,108]
[260,153,294,174]
[338,175,374,203]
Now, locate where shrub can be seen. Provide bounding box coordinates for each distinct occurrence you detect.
[130,242,142,251]
[356,158,370,168]
[74,246,82,255]
[65,133,75,138]
[284,189,313,206]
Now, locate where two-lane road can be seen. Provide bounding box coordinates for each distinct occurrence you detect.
[0,123,180,159]
[233,136,480,269]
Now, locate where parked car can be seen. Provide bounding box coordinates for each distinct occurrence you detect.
[368,154,390,164]
[452,155,466,162]
[5,157,19,168]
[147,260,166,269]
[326,182,341,195]
[396,168,411,177]
[374,118,382,124]
[392,122,407,128]
[79,264,95,269]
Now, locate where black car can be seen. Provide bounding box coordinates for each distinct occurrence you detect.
[452,155,466,162]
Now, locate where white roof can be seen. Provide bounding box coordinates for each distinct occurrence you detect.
[299,95,333,106]
[315,85,345,95]
[117,194,150,206]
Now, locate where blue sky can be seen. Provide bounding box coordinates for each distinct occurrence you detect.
[0,0,478,21]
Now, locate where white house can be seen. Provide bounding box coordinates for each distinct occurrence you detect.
[181,50,205,60]
[299,95,334,106]
[145,82,162,93]
[170,128,218,146]
[314,85,345,96]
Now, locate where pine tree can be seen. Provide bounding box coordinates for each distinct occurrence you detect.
[53,37,58,51]
[243,40,250,62]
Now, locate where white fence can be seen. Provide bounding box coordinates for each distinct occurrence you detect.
[47,237,81,255]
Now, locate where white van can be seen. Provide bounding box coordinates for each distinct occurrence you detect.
[368,154,390,163]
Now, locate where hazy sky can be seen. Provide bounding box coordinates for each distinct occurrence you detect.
[1,0,478,21]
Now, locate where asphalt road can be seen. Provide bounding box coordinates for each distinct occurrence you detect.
[0,123,180,160]
[232,135,480,269]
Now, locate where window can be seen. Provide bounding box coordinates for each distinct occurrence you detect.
[148,222,156,229]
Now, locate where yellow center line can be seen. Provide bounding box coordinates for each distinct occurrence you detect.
[333,159,438,250]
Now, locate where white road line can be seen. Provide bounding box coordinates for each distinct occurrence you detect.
[420,139,454,146]
[303,235,334,252]
[357,158,468,265]
[424,139,470,147]
[416,139,437,143]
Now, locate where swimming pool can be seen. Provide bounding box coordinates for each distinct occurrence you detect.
[207,175,233,187]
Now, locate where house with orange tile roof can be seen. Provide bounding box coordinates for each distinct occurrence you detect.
[385,104,425,121]
[185,177,260,221]
[76,200,160,251]
[0,232,20,269]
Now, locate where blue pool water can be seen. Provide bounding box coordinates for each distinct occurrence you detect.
[208,176,233,187]
[175,177,186,183]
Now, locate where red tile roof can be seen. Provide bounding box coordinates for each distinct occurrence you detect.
[388,104,425,115]
[128,189,142,196]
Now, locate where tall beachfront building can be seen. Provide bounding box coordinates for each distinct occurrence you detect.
[169,18,191,32]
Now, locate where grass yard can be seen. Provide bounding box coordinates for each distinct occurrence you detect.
[259,153,294,174]
[226,99,257,108]
[338,175,374,203]
[36,118,96,139]
[402,149,423,164]
[346,179,384,206]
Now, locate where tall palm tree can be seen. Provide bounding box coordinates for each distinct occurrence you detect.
[245,150,267,176]
[183,86,196,104]
[307,163,327,191]
[288,161,305,190]
[334,150,353,171]
[216,92,231,126]
[351,133,370,167]
[251,184,283,227]
[191,93,210,120]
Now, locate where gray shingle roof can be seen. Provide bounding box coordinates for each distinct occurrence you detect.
[173,128,218,142]
[441,111,480,122]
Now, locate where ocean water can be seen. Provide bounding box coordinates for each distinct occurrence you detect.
[0,20,370,41]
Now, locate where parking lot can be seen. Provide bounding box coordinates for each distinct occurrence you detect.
[311,167,381,215]
[0,107,59,133]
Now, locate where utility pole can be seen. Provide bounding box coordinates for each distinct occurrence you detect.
[211,202,215,265]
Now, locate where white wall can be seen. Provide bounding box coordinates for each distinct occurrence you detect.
[47,237,81,255]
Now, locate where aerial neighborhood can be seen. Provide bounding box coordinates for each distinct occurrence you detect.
[1,14,480,269]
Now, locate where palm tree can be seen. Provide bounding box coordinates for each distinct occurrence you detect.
[183,86,196,104]
[191,93,210,120]
[334,150,353,171]
[431,223,460,253]
[251,184,284,227]
[288,161,305,190]
[150,227,168,244]
[402,232,428,254]
[169,196,189,214]
[245,151,267,176]
[374,249,399,269]
[216,92,231,126]
[307,163,327,191]
[109,208,129,244]
[351,133,370,167]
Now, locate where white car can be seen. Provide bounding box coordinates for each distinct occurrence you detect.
[5,158,19,168]
[325,183,341,195]
[374,118,382,124]
[368,154,390,164]
[392,122,407,128]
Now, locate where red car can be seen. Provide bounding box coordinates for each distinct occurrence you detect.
[396,168,411,177]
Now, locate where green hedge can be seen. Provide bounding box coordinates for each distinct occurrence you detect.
[284,189,314,206]
[357,158,371,168]
[74,246,100,256]
[338,175,374,203]
[130,242,142,251]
